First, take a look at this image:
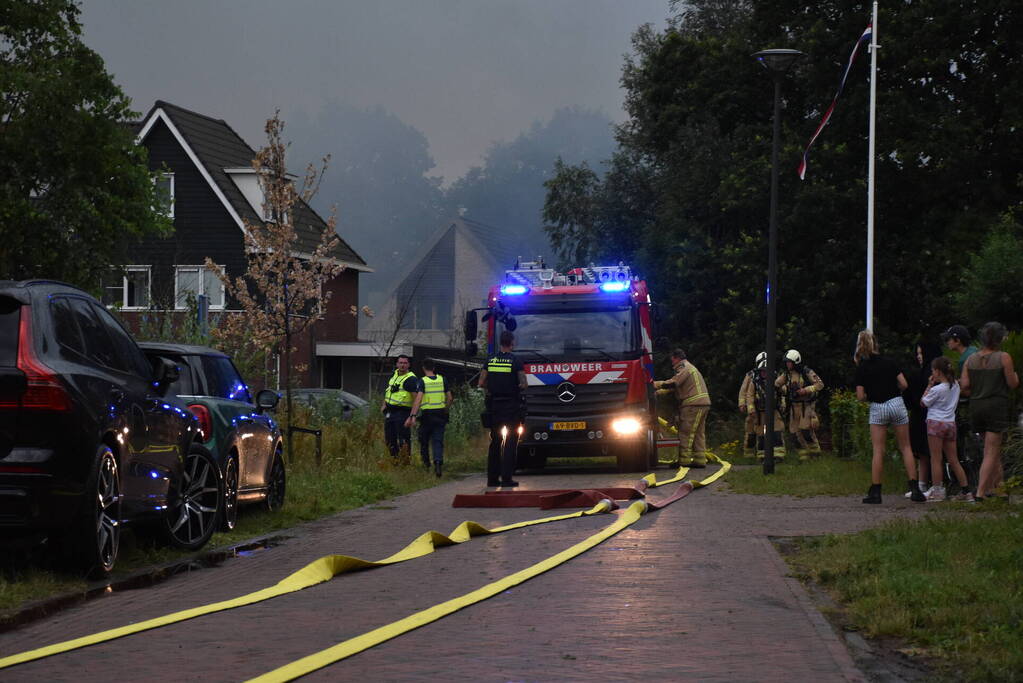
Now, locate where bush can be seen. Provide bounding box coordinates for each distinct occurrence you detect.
[829,389,870,459]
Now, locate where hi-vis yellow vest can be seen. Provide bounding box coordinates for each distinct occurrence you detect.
[385,370,417,408]
[421,374,446,410]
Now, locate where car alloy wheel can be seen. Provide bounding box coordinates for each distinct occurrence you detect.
[79,447,122,576]
[165,444,222,550]
[221,455,239,531]
[263,450,286,511]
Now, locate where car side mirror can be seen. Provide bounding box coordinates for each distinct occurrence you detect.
[154,358,179,395]
[256,389,280,411]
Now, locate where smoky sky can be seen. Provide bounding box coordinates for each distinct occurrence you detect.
[79,0,668,183]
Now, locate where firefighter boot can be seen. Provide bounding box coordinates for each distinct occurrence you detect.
[743,433,757,457]
[772,431,786,461]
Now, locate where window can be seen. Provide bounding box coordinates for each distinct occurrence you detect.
[50,297,86,359]
[90,302,152,378]
[200,355,251,403]
[175,266,225,310]
[155,173,174,217]
[102,266,151,309]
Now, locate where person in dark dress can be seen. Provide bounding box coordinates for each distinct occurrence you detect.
[905,341,943,494]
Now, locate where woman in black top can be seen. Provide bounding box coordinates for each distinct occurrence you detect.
[854,330,927,504]
[904,341,943,493]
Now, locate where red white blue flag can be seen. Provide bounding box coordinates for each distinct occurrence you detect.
[798,25,873,180]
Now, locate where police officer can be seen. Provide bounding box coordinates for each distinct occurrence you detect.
[415,358,453,477]
[380,354,422,463]
[478,330,527,487]
[741,352,786,461]
[654,348,711,468]
[775,349,824,459]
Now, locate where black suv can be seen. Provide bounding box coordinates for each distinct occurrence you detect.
[0,281,223,575]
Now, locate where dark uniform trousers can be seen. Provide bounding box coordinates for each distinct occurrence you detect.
[487,397,519,484]
[384,405,412,460]
[418,409,447,466]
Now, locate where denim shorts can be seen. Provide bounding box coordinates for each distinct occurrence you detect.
[869,397,909,426]
[926,419,957,442]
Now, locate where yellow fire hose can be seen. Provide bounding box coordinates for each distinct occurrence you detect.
[0,502,612,670]
[0,461,730,675]
[247,463,731,682]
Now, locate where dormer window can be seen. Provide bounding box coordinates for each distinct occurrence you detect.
[155,172,175,217]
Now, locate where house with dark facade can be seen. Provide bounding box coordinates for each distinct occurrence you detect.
[113,100,378,394]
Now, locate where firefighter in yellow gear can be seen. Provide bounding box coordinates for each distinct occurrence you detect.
[775,349,824,459]
[654,348,711,467]
[740,352,786,461]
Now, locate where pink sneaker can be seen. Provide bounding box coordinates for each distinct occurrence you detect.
[925,485,946,502]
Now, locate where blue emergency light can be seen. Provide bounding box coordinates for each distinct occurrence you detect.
[599,281,630,293]
[500,284,529,295]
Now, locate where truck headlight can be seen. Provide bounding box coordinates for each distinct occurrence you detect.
[611,417,642,435]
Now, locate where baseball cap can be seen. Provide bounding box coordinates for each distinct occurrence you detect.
[940,324,970,342]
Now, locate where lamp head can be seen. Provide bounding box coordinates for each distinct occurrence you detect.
[753,48,804,74]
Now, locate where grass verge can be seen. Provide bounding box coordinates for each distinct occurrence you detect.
[789,506,1023,681]
[724,454,910,497]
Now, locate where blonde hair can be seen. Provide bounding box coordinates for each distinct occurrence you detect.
[854,329,877,364]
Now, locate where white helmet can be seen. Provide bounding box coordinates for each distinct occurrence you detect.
[755,351,767,368]
[784,349,801,364]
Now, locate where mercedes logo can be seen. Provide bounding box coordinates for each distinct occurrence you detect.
[556,381,576,403]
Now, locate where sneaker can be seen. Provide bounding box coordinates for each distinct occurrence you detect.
[499,479,519,487]
[925,485,946,502]
[951,491,976,503]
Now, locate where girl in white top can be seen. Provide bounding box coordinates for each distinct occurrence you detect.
[921,356,972,502]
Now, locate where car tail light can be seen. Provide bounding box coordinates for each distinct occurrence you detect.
[188,404,212,441]
[11,306,72,412]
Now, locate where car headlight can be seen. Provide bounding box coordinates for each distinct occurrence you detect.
[611,417,642,435]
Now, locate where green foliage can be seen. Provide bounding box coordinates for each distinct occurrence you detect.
[829,389,871,459]
[792,511,1023,679]
[0,0,171,290]
[543,0,1023,410]
[953,221,1023,329]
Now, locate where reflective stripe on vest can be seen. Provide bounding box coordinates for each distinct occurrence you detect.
[421,375,446,410]
[487,357,513,373]
[386,370,417,408]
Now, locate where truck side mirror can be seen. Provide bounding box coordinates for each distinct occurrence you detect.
[464,309,477,342]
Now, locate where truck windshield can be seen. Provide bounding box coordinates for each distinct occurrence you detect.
[500,308,637,360]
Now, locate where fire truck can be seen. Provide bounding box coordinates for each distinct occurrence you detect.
[465,260,660,472]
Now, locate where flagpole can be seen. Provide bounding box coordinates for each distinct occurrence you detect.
[866,1,878,331]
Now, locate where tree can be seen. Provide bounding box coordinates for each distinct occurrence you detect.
[288,101,447,307]
[953,216,1023,330]
[448,106,616,260]
[544,0,1023,403]
[207,113,344,453]
[0,0,170,289]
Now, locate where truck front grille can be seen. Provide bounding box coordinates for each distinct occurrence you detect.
[525,383,631,418]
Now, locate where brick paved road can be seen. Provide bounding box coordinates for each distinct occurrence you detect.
[0,465,927,682]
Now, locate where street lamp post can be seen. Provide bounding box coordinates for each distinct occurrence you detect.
[753,48,803,475]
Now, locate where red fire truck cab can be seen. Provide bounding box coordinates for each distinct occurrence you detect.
[466,261,659,472]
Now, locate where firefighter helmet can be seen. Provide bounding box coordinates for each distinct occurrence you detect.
[784,349,802,364]
[755,351,767,368]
